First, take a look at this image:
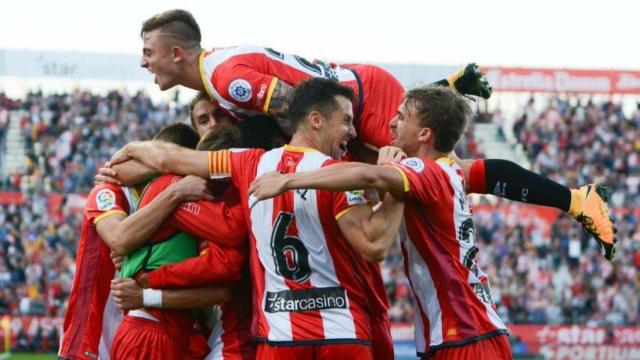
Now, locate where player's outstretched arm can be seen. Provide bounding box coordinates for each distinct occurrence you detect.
[110,278,231,311]
[249,162,407,202]
[95,160,157,186]
[109,141,210,179]
[97,176,214,256]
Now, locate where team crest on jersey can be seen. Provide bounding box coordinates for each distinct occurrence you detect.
[96,189,116,211]
[400,157,425,173]
[346,190,366,206]
[228,79,252,102]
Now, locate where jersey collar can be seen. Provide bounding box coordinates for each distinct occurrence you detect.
[284,144,321,154]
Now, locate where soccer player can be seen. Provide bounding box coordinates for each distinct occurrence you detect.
[248,86,512,358]
[59,124,213,360]
[94,123,245,359]
[109,169,247,360]
[110,129,254,360]
[135,9,616,262]
[105,125,247,359]
[138,9,486,161]
[189,91,236,136]
[106,78,405,359]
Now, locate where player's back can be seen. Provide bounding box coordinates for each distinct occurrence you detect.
[222,145,372,345]
[200,46,359,117]
[200,46,403,151]
[391,157,507,356]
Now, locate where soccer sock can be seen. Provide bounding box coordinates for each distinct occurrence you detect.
[469,159,572,213]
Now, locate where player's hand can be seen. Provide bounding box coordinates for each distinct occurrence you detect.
[108,142,137,167]
[447,63,492,99]
[111,278,143,310]
[94,166,121,186]
[377,146,406,165]
[110,251,125,271]
[248,171,288,204]
[172,175,215,202]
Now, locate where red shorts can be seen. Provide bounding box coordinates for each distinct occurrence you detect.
[185,331,209,360]
[424,334,512,360]
[370,314,393,360]
[256,342,373,360]
[347,64,405,150]
[110,315,189,360]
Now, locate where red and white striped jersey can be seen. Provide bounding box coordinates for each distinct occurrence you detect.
[208,145,372,345]
[59,184,138,360]
[390,157,507,356]
[198,46,359,118]
[205,270,254,360]
[198,45,405,150]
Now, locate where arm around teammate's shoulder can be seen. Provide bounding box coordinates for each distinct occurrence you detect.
[249,162,407,201]
[110,141,210,179]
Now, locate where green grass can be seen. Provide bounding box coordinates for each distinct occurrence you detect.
[2,354,57,360]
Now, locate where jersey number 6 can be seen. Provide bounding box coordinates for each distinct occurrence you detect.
[271,212,311,283]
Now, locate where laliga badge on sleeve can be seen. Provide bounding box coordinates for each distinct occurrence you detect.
[96,189,117,211]
[400,157,425,173]
[229,79,252,102]
[346,190,366,206]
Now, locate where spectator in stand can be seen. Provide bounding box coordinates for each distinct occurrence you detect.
[516,97,640,206]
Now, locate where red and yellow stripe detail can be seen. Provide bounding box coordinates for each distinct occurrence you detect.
[94,210,127,224]
[387,164,411,193]
[262,78,279,113]
[208,150,232,178]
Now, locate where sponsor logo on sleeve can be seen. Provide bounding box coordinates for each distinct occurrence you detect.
[256,83,268,107]
[400,157,425,173]
[345,190,366,205]
[96,189,116,211]
[228,79,252,102]
[264,287,347,313]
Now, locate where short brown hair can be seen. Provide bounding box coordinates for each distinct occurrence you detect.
[196,125,243,151]
[405,86,471,152]
[153,123,200,149]
[141,9,201,50]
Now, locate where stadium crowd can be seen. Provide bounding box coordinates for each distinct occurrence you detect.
[512,98,640,207]
[0,90,639,352]
[0,89,184,352]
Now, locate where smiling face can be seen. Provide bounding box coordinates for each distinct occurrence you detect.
[140,29,181,90]
[389,99,423,157]
[317,95,356,160]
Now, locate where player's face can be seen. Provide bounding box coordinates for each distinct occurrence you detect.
[320,95,356,160]
[389,100,421,156]
[140,29,180,90]
[192,99,235,136]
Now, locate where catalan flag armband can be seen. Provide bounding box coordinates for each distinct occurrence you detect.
[209,150,232,179]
